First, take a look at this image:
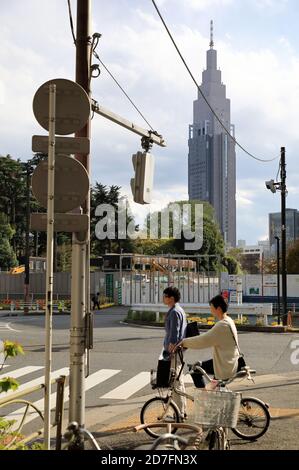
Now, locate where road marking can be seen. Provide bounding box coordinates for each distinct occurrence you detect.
[0,323,22,332]
[0,366,43,381]
[0,367,69,398]
[100,372,151,400]
[4,369,121,427]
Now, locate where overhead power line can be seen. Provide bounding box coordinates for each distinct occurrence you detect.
[151,0,278,163]
[91,39,155,132]
[66,1,156,134]
[67,0,76,45]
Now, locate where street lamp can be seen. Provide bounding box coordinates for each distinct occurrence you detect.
[265,147,287,326]
[274,236,280,325]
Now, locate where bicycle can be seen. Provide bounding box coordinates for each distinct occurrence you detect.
[135,422,204,450]
[140,351,270,443]
[63,422,101,450]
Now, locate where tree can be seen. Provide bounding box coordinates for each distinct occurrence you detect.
[91,182,136,256]
[262,257,278,274]
[138,200,225,271]
[287,240,299,274]
[0,213,17,270]
[223,248,243,274]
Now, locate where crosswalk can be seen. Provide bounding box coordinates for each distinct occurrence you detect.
[0,364,195,428]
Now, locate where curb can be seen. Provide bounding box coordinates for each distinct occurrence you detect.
[125,319,299,333]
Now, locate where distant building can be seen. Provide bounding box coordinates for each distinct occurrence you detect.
[29,257,46,272]
[269,209,299,249]
[188,21,236,246]
[235,241,270,273]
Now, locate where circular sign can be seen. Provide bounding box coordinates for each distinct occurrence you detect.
[32,155,89,213]
[33,78,90,135]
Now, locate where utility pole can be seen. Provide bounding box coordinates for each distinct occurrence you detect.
[280,147,287,326]
[275,236,280,325]
[69,0,91,429]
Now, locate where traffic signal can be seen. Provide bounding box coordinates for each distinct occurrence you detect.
[130,151,155,204]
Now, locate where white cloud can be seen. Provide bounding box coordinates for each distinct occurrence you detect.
[161,0,234,10]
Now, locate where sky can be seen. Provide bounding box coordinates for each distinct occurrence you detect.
[1,0,299,245]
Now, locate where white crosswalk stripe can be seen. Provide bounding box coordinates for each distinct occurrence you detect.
[0,367,69,398]
[4,369,121,428]
[100,371,151,400]
[0,366,43,381]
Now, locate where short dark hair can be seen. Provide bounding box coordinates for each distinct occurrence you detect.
[163,286,181,303]
[209,295,228,313]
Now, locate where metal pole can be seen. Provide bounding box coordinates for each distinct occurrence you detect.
[119,252,122,305]
[261,252,264,302]
[24,165,31,313]
[275,236,281,325]
[281,147,287,326]
[44,83,56,450]
[69,0,91,429]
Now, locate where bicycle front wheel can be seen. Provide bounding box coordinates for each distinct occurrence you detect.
[140,397,181,439]
[232,397,270,440]
[207,429,226,450]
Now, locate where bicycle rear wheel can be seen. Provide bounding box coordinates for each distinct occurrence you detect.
[232,397,270,440]
[140,397,181,439]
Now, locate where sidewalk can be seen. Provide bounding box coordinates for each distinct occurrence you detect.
[83,371,299,450]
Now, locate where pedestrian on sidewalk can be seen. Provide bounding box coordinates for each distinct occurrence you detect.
[92,292,100,310]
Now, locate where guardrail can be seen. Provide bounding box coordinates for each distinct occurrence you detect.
[131,302,273,325]
[0,375,66,450]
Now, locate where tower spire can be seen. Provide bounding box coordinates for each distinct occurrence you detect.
[210,20,214,49]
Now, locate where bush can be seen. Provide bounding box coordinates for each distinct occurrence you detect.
[131,310,140,321]
[140,311,156,322]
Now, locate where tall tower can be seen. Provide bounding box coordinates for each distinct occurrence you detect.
[188,21,236,246]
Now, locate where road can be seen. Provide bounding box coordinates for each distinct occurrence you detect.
[0,307,299,450]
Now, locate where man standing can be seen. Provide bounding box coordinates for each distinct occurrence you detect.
[163,286,187,419]
[91,292,100,310]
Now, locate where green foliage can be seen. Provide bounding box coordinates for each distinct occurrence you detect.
[91,182,136,255]
[0,213,17,269]
[0,417,43,450]
[287,240,299,274]
[0,377,19,394]
[140,311,156,322]
[4,340,24,359]
[222,255,241,275]
[138,200,224,271]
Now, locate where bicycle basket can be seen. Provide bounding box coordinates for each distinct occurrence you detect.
[194,389,241,428]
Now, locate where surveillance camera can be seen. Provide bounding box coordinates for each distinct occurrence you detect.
[265,179,276,193]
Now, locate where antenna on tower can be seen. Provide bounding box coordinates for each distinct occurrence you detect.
[210,20,214,49]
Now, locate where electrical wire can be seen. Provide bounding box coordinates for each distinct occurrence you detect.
[92,44,155,132]
[151,0,278,163]
[67,0,76,45]
[66,1,156,134]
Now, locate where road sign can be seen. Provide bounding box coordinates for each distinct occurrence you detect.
[33,78,90,135]
[31,155,89,213]
[30,213,89,232]
[32,135,90,155]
